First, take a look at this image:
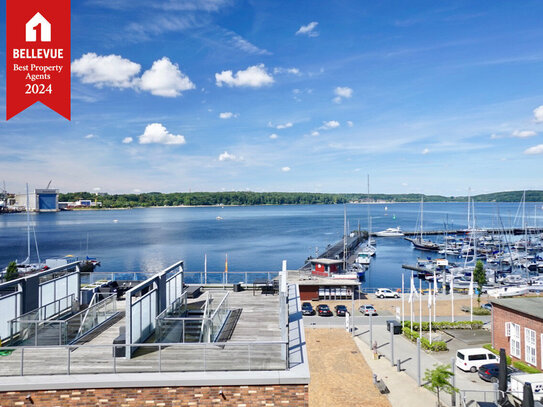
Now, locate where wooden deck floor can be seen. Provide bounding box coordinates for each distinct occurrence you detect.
[0,290,284,376]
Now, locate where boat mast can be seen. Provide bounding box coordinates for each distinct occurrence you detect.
[343,204,347,271]
[420,196,424,241]
[25,183,30,265]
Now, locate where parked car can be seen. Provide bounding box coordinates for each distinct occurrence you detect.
[477,363,518,383]
[335,304,348,316]
[375,288,399,299]
[456,348,499,373]
[317,304,333,316]
[359,304,377,316]
[301,302,315,316]
[481,303,492,311]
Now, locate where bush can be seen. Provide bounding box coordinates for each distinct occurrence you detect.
[403,326,448,352]
[472,307,491,316]
[403,320,483,331]
[513,361,541,374]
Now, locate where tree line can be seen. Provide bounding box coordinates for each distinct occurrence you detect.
[57,190,543,209]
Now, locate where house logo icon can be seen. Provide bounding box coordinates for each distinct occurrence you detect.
[26,12,51,42]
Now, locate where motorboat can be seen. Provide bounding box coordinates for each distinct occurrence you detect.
[356,252,371,265]
[375,227,404,237]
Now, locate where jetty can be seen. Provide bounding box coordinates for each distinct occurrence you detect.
[374,227,543,237]
[299,233,365,271]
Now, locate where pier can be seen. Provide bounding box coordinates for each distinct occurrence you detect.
[299,233,365,271]
[374,227,543,236]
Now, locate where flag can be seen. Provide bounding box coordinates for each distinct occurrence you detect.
[408,273,418,303]
[225,253,228,273]
[428,282,433,309]
[433,271,437,307]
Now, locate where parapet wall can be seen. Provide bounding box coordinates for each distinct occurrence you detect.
[0,384,308,406]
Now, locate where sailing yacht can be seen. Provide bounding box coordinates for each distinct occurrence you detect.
[405,197,440,251]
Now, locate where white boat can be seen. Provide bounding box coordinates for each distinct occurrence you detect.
[487,285,531,298]
[375,227,404,237]
[216,216,223,220]
[356,252,371,265]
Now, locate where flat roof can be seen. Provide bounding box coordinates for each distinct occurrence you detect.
[310,258,344,265]
[491,297,543,320]
[287,270,359,286]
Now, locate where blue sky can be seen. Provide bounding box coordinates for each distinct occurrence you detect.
[1,0,543,195]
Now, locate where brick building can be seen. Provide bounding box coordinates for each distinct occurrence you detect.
[491,297,543,368]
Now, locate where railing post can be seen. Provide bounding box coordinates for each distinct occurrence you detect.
[203,343,207,371]
[67,346,71,375]
[158,344,162,373]
[248,344,251,371]
[113,346,117,373]
[20,347,24,376]
[34,322,38,346]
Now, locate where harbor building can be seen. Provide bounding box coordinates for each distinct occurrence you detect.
[0,261,309,405]
[491,297,543,369]
[12,188,59,212]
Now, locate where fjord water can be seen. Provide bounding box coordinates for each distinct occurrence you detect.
[0,202,541,289]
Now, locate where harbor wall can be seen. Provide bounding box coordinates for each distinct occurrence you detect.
[0,384,308,406]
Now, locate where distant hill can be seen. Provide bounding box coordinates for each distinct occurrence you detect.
[58,190,543,208]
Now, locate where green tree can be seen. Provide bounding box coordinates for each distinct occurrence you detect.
[424,364,457,407]
[5,261,19,281]
[473,260,486,305]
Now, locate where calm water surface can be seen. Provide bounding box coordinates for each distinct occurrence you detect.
[1,202,541,288]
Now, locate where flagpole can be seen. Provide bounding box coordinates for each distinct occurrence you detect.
[225,253,228,285]
[419,278,422,337]
[410,272,414,332]
[433,270,437,323]
[401,274,405,325]
[451,273,455,323]
[470,273,474,322]
[428,276,432,344]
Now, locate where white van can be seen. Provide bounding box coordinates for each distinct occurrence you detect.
[455,348,499,372]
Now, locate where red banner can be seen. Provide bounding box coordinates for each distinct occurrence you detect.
[6,0,70,120]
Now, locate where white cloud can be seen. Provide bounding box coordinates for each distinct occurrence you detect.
[122,137,134,144]
[219,112,238,119]
[72,53,141,88]
[139,123,186,145]
[311,131,320,136]
[273,67,300,75]
[215,64,274,88]
[73,54,195,98]
[85,134,95,139]
[269,133,278,139]
[276,122,293,130]
[138,57,195,97]
[490,133,503,139]
[512,130,537,138]
[347,121,354,127]
[281,166,291,172]
[319,120,340,130]
[333,86,353,103]
[133,188,142,193]
[422,148,430,155]
[93,187,101,192]
[401,182,409,187]
[218,151,242,161]
[524,144,543,155]
[335,86,353,98]
[296,22,319,37]
[534,105,543,123]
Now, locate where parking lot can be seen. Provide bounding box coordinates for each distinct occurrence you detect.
[303,301,496,406]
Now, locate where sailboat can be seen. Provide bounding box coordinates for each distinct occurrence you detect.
[405,197,440,251]
[1,184,46,278]
[356,175,376,263]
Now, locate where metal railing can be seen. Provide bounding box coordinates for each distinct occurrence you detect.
[459,389,504,407]
[0,341,289,376]
[155,292,230,343]
[184,271,280,285]
[11,294,117,346]
[9,294,75,344]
